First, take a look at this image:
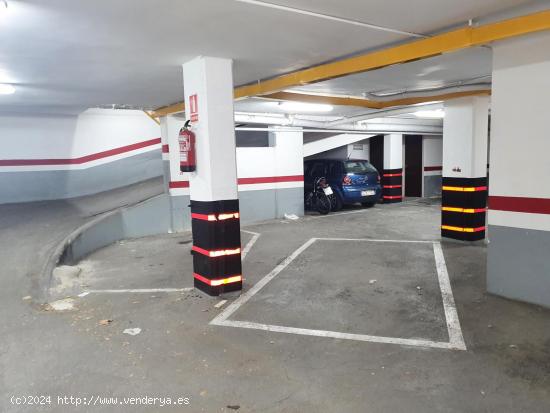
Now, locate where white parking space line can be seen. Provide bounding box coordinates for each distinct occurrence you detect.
[319,237,435,244]
[307,209,368,219]
[220,320,454,350]
[433,242,467,351]
[78,288,193,297]
[241,229,261,260]
[210,238,317,325]
[211,237,467,351]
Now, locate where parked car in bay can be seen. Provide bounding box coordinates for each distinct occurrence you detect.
[304,159,382,210]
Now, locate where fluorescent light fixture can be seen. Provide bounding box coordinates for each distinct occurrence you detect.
[0,84,15,95]
[278,101,333,113]
[414,109,444,119]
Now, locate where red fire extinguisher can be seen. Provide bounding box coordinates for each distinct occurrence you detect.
[179,120,196,172]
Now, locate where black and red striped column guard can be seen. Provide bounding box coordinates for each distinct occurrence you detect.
[382,168,403,203]
[191,199,242,296]
[441,177,487,241]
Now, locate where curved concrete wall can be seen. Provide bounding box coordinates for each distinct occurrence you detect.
[62,194,171,264]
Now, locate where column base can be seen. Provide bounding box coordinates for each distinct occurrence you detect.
[194,277,243,296]
[190,199,243,296]
[441,177,487,242]
[382,168,403,203]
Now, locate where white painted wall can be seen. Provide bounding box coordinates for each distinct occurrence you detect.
[347,139,370,160]
[0,109,160,161]
[423,135,443,173]
[303,133,374,157]
[237,128,304,191]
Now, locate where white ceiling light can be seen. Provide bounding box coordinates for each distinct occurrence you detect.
[278,101,333,113]
[0,84,15,95]
[414,109,444,119]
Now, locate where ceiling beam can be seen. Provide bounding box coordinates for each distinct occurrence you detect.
[152,10,549,118]
[233,10,550,99]
[262,89,491,109]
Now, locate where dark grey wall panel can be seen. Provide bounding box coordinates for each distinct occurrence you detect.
[487,225,550,308]
[0,150,163,204]
[424,175,442,198]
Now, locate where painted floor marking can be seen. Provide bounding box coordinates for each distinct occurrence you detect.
[215,300,228,309]
[211,237,467,351]
[433,242,467,350]
[241,229,261,260]
[79,288,193,297]
[77,230,261,298]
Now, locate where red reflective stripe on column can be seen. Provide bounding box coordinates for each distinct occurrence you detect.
[192,246,241,257]
[191,213,216,221]
[168,181,189,188]
[162,144,169,153]
[194,273,242,286]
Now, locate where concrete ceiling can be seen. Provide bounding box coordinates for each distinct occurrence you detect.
[290,47,493,97]
[0,0,547,115]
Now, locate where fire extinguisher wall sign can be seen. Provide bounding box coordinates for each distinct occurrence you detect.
[179,120,196,172]
[189,94,199,122]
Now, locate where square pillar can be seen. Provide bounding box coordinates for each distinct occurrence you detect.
[487,32,550,307]
[183,56,242,296]
[382,134,403,203]
[441,96,489,241]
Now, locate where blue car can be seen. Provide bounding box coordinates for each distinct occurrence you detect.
[304,159,382,210]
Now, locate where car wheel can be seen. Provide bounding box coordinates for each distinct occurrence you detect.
[361,202,375,208]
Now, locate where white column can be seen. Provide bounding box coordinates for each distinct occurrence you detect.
[382,134,403,203]
[487,32,550,307]
[442,96,489,179]
[440,96,489,241]
[182,57,238,202]
[182,56,241,296]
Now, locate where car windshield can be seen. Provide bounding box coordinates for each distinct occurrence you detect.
[344,161,377,174]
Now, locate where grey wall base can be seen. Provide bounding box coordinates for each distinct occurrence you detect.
[424,175,442,198]
[64,194,171,264]
[0,151,163,204]
[170,195,191,232]
[62,186,304,264]
[487,225,550,308]
[240,187,304,223]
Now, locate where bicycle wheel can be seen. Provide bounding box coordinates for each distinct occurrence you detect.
[316,193,331,215]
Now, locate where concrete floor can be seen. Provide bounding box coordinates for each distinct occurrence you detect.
[2,190,550,412]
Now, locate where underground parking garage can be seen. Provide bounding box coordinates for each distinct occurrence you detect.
[1,1,550,412]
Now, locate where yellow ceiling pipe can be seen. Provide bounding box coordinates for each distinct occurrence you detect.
[152,10,549,117]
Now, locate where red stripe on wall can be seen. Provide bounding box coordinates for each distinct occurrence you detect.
[237,175,304,185]
[0,138,161,167]
[424,166,442,171]
[162,144,169,153]
[488,196,550,215]
[169,181,190,189]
